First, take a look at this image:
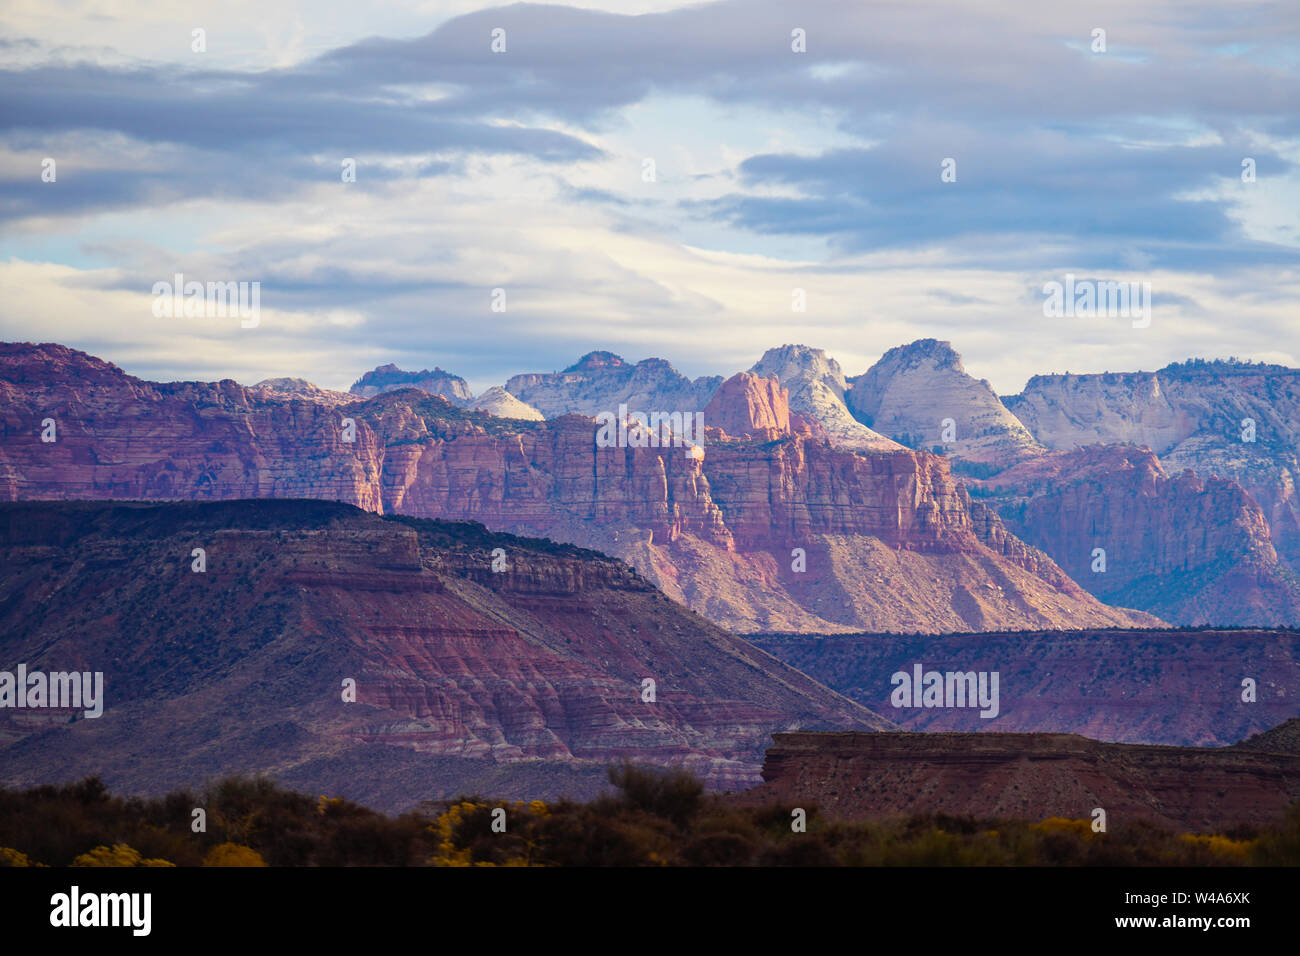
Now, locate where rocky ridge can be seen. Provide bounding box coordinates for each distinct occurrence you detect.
[252,378,354,405]
[465,386,545,421]
[0,342,1155,634]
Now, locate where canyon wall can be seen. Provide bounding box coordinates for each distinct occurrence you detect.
[0,343,1155,633]
[1004,361,1300,572]
[974,445,1300,625]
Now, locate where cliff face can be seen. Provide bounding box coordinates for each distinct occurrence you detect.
[0,343,1157,634]
[0,343,387,510]
[702,372,791,439]
[1004,361,1300,572]
[745,730,1300,830]
[846,339,1044,465]
[0,499,889,811]
[88,339,1289,632]
[974,445,1300,626]
[750,345,899,451]
[751,627,1300,747]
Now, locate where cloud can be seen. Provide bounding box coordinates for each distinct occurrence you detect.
[0,0,1297,394]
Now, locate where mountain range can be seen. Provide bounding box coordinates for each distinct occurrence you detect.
[0,341,1159,634]
[3,496,1294,814]
[5,338,1298,630]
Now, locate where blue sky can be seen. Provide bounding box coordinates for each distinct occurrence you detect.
[1,0,1297,395]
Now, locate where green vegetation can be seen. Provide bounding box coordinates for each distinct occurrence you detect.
[1,767,1297,866]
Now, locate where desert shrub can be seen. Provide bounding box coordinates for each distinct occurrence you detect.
[1,778,1297,867]
[0,778,144,866]
[71,844,174,867]
[1178,833,1254,863]
[122,822,202,867]
[1250,803,1300,865]
[1030,817,1094,837]
[427,799,555,867]
[1035,830,1088,866]
[325,813,430,866]
[0,847,33,867]
[607,762,703,828]
[203,843,268,867]
[530,803,674,866]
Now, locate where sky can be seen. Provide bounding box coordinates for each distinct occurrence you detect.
[1,0,1298,396]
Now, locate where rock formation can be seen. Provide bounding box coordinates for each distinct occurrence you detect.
[701,371,790,439]
[846,339,1043,465]
[838,341,1300,624]
[1236,718,1300,754]
[350,363,473,402]
[750,344,899,451]
[975,445,1300,626]
[465,386,544,421]
[251,378,353,405]
[1004,360,1300,571]
[744,729,1300,830]
[0,499,890,810]
[0,343,1158,634]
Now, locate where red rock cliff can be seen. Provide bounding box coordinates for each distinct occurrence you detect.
[977,445,1300,626]
[0,343,1158,633]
